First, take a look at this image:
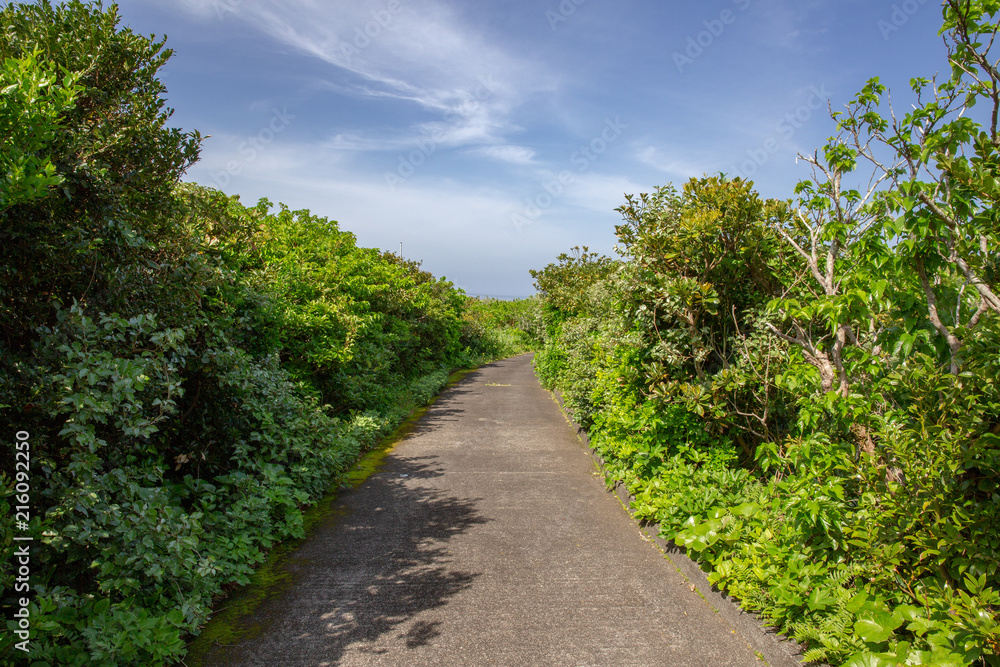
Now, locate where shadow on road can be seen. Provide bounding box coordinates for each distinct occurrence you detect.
[404,381,478,436]
[204,455,489,666]
[297,454,489,662]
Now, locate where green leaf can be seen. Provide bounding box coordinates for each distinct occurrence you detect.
[843,651,893,667]
[730,502,760,517]
[807,586,836,611]
[93,598,111,616]
[845,590,871,614]
[855,610,903,644]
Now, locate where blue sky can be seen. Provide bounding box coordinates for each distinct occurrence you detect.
[112,0,947,298]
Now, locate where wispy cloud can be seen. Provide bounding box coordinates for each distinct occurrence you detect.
[634,145,704,180]
[184,146,591,296]
[745,0,830,52]
[560,172,653,215]
[174,0,544,153]
[469,145,537,165]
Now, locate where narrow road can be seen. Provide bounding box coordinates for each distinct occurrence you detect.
[199,354,787,666]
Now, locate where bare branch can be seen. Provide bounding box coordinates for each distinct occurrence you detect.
[916,257,963,374]
[916,192,1000,313]
[969,298,990,328]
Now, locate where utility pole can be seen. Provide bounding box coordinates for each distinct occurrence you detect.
[399,242,403,257]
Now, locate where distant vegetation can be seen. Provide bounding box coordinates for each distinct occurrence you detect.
[0,2,536,664]
[533,3,999,666]
[462,295,544,359]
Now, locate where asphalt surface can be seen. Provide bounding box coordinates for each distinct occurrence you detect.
[200,354,795,666]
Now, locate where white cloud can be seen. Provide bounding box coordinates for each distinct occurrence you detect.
[170,0,544,154]
[181,129,624,296]
[469,145,537,165]
[559,172,653,215]
[634,145,705,180]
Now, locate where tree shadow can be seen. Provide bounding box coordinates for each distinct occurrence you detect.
[404,377,481,435]
[204,455,488,666]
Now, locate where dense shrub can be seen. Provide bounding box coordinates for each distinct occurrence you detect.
[460,295,543,360]
[533,4,1000,665]
[0,3,531,664]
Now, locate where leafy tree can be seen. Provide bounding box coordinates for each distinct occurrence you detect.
[613,176,794,452]
[789,0,1000,381]
[0,4,513,664]
[0,0,202,349]
[0,50,80,210]
[531,4,1000,665]
[531,247,620,426]
[615,176,786,384]
[764,148,891,397]
[530,246,617,319]
[253,203,467,410]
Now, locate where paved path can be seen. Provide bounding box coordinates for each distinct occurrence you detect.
[200,354,783,666]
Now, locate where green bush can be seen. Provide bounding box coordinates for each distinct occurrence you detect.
[460,295,543,360]
[532,5,1000,662]
[0,3,513,664]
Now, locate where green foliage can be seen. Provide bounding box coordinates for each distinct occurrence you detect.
[531,248,622,427]
[0,3,516,664]
[530,246,618,321]
[249,201,470,411]
[460,295,543,359]
[0,0,203,371]
[0,50,80,209]
[532,7,1000,657]
[0,0,202,215]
